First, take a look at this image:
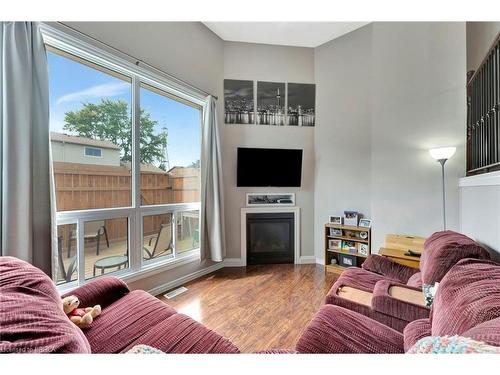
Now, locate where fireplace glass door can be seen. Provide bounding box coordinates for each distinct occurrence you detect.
[246,212,294,265]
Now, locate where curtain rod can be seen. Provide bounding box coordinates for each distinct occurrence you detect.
[57,22,218,100]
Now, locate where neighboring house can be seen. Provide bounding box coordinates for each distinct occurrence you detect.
[50,132,121,166]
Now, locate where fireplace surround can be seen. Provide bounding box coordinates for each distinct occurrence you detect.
[240,207,301,266]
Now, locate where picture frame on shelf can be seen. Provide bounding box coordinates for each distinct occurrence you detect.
[344,211,359,226]
[342,240,356,253]
[358,243,369,256]
[329,228,343,237]
[329,216,343,225]
[328,239,342,250]
[359,219,372,228]
[339,253,357,267]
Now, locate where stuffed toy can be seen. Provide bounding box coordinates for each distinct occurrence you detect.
[62,295,101,329]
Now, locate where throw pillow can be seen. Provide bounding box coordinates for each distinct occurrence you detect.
[408,335,500,354]
[422,282,439,307]
[127,345,164,354]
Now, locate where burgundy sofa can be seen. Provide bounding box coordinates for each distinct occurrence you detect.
[0,257,239,353]
[296,258,500,353]
[324,231,490,332]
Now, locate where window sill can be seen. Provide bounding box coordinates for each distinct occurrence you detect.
[57,249,201,294]
[124,250,201,284]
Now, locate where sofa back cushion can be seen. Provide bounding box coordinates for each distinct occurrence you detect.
[0,257,91,353]
[420,231,489,285]
[431,258,500,338]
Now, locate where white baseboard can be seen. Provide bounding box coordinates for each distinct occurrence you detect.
[298,256,317,264]
[316,257,325,265]
[147,261,225,296]
[223,257,245,267]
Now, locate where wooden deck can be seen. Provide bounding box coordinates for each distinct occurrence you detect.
[57,234,197,284]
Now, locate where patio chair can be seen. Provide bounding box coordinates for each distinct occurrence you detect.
[67,220,109,258]
[143,223,173,260]
[57,236,77,283]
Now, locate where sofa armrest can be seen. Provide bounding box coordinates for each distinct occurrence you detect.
[362,255,420,284]
[371,280,429,323]
[296,305,404,353]
[403,318,432,351]
[62,276,129,309]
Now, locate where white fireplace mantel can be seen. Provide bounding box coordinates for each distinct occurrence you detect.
[240,206,301,266]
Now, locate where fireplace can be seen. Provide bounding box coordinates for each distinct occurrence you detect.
[246,212,294,265]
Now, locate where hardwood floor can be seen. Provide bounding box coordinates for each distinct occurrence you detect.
[156,264,337,353]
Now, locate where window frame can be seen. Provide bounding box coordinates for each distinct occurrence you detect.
[84,146,103,158]
[42,24,205,290]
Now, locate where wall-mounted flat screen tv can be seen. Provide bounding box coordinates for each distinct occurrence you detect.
[237,147,303,187]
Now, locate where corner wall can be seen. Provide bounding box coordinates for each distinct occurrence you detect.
[222,42,316,262]
[314,22,467,259]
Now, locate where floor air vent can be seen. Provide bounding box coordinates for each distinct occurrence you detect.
[163,286,188,299]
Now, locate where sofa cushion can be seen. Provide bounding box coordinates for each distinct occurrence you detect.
[462,316,500,347]
[420,231,489,285]
[0,257,91,353]
[325,268,409,332]
[122,313,239,354]
[403,318,432,352]
[371,280,429,323]
[431,258,500,337]
[296,305,404,353]
[84,290,178,353]
[406,272,423,288]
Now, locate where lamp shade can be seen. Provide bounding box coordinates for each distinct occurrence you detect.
[429,147,456,160]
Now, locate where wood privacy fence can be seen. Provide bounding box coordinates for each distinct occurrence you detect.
[54,162,200,242]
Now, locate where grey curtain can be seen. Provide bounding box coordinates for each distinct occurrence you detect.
[200,96,225,262]
[0,22,53,275]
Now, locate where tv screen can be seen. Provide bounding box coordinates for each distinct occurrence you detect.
[237,148,303,187]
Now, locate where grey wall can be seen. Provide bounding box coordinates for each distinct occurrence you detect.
[61,22,225,291]
[314,22,467,259]
[222,42,316,260]
[466,22,500,72]
[459,175,500,260]
[314,25,373,262]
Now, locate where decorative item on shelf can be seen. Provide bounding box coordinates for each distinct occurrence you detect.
[344,211,359,226]
[359,219,372,228]
[342,240,356,253]
[246,193,295,207]
[329,228,343,237]
[330,258,338,265]
[344,230,358,239]
[329,216,343,225]
[358,243,369,256]
[359,231,368,240]
[328,239,342,250]
[339,253,357,267]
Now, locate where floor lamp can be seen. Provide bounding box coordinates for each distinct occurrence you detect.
[429,147,456,230]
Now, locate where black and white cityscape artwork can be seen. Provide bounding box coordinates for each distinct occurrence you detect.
[224,79,254,124]
[257,81,286,125]
[287,83,316,126]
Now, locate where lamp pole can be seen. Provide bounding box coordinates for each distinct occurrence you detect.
[438,158,447,230]
[429,146,455,232]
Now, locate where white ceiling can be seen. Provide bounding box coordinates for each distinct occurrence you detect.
[203,22,370,48]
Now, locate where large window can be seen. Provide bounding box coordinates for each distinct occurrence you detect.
[45,28,203,287]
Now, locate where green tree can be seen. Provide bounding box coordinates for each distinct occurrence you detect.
[63,99,167,165]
